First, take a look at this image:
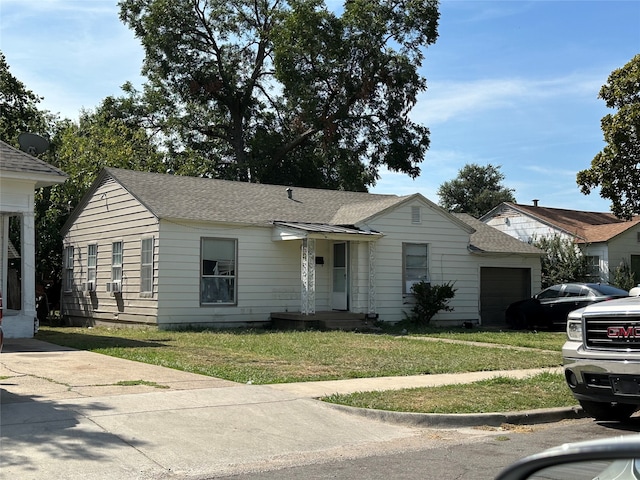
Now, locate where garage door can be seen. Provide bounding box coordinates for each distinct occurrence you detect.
[480,267,531,327]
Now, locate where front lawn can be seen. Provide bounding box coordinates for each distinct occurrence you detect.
[36,326,562,385]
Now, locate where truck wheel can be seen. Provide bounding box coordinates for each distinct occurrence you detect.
[579,400,638,422]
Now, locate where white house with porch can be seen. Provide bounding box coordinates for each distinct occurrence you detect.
[60,168,541,329]
[0,140,68,338]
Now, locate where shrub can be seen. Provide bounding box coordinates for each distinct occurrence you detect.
[611,260,636,291]
[406,281,457,326]
[533,235,592,288]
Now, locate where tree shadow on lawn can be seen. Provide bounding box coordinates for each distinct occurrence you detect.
[33,330,171,350]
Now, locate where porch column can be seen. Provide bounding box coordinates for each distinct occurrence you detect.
[1,214,7,313]
[301,238,316,315]
[368,241,377,314]
[22,211,36,320]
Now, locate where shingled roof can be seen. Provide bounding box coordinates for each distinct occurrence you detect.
[99,168,415,226]
[0,139,67,187]
[486,202,639,243]
[453,213,542,255]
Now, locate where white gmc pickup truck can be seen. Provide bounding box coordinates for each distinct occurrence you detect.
[564,291,640,421]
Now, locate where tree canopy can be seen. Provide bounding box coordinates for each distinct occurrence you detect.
[576,54,640,219]
[117,0,439,190]
[0,51,54,145]
[436,163,516,218]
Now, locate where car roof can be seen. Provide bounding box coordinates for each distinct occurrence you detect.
[542,283,628,295]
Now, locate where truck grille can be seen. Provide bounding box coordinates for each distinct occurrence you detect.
[585,316,640,350]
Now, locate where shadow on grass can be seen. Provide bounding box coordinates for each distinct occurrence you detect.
[34,330,170,350]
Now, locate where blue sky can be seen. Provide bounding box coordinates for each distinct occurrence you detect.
[1,0,639,213]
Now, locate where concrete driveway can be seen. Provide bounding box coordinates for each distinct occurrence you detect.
[0,339,578,479]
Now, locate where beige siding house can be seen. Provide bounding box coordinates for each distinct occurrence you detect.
[61,168,541,329]
[481,201,640,284]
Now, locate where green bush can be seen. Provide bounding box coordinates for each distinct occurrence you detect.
[406,281,457,326]
[611,260,637,291]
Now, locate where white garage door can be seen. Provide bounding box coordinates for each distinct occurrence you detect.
[480,267,531,327]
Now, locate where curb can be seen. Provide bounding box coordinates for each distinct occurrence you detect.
[321,402,587,428]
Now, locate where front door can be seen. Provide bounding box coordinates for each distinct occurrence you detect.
[332,242,348,310]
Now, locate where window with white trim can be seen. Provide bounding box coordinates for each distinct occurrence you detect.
[87,244,97,291]
[585,255,601,282]
[140,237,154,295]
[64,246,74,292]
[201,238,236,305]
[111,241,123,285]
[403,243,429,293]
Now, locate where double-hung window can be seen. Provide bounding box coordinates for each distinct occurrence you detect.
[201,238,236,305]
[403,243,429,293]
[64,246,74,292]
[111,241,123,290]
[87,244,97,291]
[140,237,154,295]
[585,255,601,282]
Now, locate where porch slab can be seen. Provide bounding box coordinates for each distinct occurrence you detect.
[270,311,377,331]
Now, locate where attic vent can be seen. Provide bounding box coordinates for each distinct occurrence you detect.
[637,231,640,243]
[411,206,421,224]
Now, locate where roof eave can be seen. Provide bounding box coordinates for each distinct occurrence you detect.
[1,170,68,189]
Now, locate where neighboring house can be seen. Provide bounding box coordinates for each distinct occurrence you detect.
[0,140,68,338]
[60,168,542,329]
[481,201,640,284]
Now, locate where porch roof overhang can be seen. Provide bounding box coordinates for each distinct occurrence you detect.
[272,221,383,242]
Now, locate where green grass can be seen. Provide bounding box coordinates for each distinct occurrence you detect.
[36,326,562,385]
[407,329,566,351]
[323,372,576,413]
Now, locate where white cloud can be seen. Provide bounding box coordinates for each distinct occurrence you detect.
[414,72,605,125]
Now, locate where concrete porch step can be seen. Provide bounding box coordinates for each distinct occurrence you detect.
[270,311,376,331]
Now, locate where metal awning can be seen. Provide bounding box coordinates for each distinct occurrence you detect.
[272,221,383,241]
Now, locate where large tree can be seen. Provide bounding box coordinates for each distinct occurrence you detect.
[0,51,54,145]
[118,0,439,190]
[577,54,640,219]
[437,163,516,218]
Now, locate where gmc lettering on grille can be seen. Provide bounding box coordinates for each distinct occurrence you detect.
[607,326,640,339]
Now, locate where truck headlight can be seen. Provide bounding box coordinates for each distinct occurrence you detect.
[566,319,582,341]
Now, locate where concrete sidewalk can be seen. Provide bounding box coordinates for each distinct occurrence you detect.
[0,339,583,480]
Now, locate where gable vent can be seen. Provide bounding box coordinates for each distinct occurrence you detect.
[411,206,421,224]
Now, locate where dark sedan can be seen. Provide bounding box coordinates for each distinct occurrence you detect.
[505,283,628,330]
